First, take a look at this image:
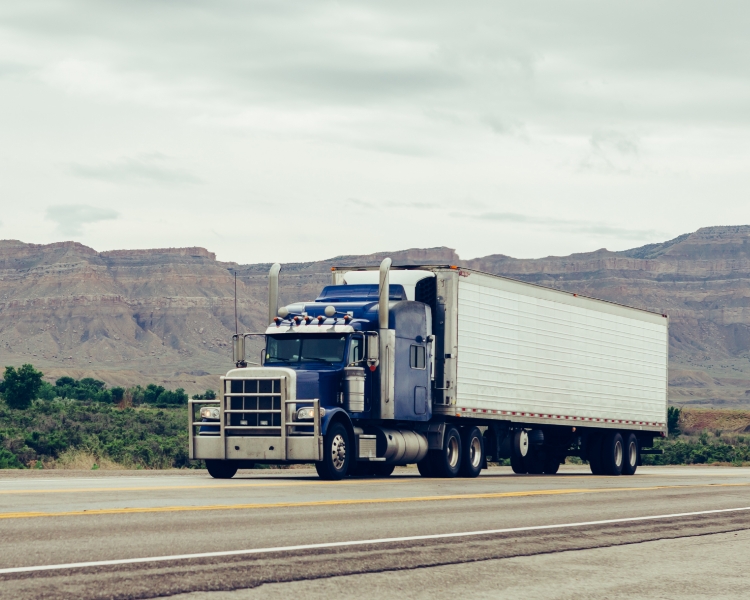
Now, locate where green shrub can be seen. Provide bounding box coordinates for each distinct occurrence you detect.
[0,364,44,409]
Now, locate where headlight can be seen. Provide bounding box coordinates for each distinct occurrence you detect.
[200,407,220,420]
[297,407,325,421]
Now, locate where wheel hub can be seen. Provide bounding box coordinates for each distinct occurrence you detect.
[331,434,346,470]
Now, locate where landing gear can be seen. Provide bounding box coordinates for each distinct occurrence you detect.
[459,427,484,478]
[315,422,350,480]
[588,433,605,475]
[206,460,238,479]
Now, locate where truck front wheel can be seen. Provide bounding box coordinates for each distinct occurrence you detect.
[431,425,462,478]
[315,422,350,480]
[206,460,238,479]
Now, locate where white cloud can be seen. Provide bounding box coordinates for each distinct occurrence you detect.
[0,1,749,262]
[45,204,119,236]
[69,153,201,185]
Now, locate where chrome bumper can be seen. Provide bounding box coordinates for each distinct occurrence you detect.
[188,370,322,462]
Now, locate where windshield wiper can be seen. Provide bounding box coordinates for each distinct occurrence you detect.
[301,356,338,364]
[268,356,293,362]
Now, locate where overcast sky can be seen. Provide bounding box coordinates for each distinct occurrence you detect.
[2,1,749,263]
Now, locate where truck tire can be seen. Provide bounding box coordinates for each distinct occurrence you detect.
[525,449,545,474]
[588,433,604,475]
[600,431,624,476]
[543,455,561,474]
[206,460,238,479]
[459,427,484,478]
[431,425,462,478]
[510,430,528,474]
[622,433,638,476]
[315,422,350,480]
[417,456,434,477]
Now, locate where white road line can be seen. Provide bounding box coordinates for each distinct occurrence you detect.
[1,506,748,575]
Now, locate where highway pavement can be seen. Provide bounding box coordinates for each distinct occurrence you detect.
[1,465,750,599]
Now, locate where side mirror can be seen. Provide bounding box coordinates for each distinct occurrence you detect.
[366,332,379,371]
[233,334,246,366]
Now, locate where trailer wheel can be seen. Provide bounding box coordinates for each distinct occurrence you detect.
[510,430,528,474]
[600,431,624,476]
[622,433,638,476]
[525,449,545,474]
[315,422,350,480]
[206,460,238,479]
[588,433,604,475]
[543,456,560,474]
[417,456,434,477]
[459,427,484,478]
[431,425,462,478]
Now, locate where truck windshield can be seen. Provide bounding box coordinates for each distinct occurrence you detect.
[265,334,348,365]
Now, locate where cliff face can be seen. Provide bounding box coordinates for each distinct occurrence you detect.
[1,230,750,405]
[0,241,457,393]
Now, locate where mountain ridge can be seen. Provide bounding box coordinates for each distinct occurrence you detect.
[2,226,750,406]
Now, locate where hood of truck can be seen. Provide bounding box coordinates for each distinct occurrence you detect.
[296,369,342,406]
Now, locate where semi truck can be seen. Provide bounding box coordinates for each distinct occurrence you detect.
[189,259,669,480]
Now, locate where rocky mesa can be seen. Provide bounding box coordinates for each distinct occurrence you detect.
[2,227,750,406]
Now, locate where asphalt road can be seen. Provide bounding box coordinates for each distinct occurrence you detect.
[1,465,749,599]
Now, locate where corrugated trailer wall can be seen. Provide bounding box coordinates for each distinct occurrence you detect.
[455,272,668,429]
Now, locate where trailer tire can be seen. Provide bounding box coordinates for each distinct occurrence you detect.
[417,456,434,477]
[510,430,528,474]
[622,433,638,476]
[543,456,560,474]
[431,425,462,478]
[600,431,624,476]
[459,427,484,478]
[206,460,237,479]
[525,449,545,474]
[588,433,604,475]
[315,422,350,480]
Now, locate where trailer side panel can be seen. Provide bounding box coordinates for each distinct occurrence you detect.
[455,273,668,429]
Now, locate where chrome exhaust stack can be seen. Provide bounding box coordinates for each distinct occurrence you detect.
[268,263,281,325]
[378,258,395,419]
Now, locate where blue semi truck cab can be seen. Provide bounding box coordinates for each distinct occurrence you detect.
[189,258,451,480]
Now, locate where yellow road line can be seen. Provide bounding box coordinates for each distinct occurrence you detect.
[2,482,749,520]
[0,472,694,496]
[0,477,419,496]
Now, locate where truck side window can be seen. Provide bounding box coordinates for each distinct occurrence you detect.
[410,345,426,369]
[349,336,363,364]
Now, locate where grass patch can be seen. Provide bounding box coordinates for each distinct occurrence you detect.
[0,399,193,469]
